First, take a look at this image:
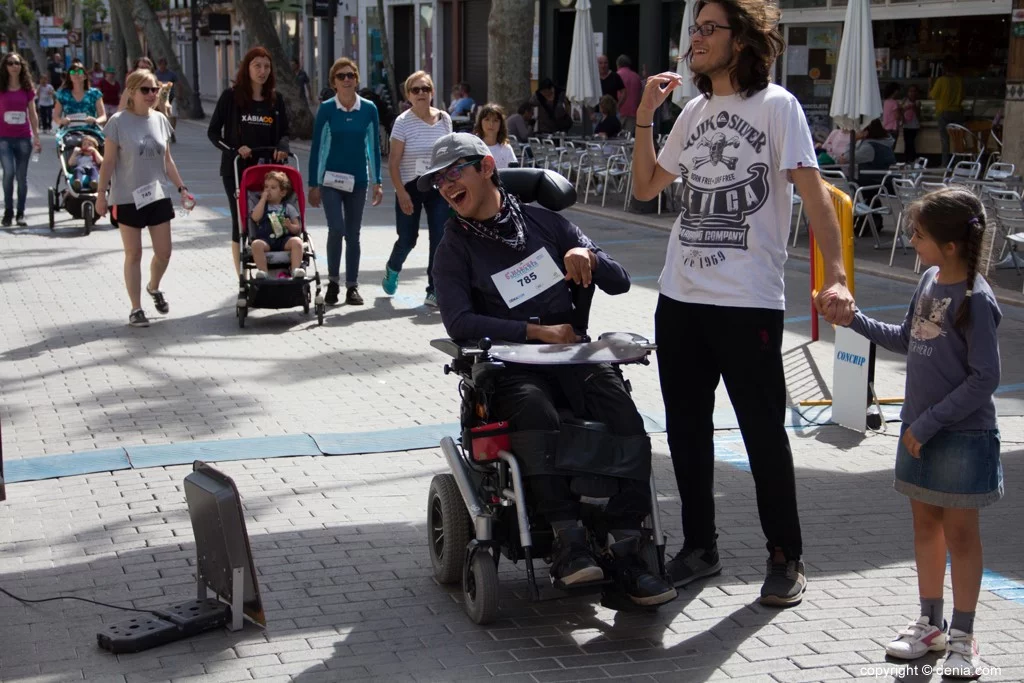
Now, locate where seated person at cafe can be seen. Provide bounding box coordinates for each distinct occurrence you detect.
[839,119,896,232]
[425,133,676,607]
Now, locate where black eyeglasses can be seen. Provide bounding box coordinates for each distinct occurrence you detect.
[432,160,480,189]
[335,72,357,81]
[137,86,159,95]
[688,23,732,37]
[408,85,432,95]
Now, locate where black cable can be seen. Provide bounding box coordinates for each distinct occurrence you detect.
[0,586,163,617]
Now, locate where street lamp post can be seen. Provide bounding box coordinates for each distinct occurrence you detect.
[189,0,211,119]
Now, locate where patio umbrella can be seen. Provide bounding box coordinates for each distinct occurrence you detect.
[672,1,699,107]
[829,0,882,181]
[565,0,602,125]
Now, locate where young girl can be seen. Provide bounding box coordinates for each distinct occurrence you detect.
[68,134,103,191]
[36,74,55,132]
[882,82,902,147]
[473,103,516,170]
[842,188,1002,679]
[249,171,304,280]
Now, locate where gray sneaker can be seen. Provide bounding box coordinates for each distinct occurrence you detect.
[759,558,806,607]
[665,545,722,588]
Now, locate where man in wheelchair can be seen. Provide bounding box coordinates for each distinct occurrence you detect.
[424,133,676,607]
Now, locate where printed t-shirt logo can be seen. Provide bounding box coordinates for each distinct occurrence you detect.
[138,136,163,159]
[676,109,770,252]
[241,113,275,126]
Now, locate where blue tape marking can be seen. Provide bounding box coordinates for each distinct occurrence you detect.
[211,207,231,217]
[995,383,1024,395]
[311,424,462,456]
[5,448,130,483]
[125,434,320,469]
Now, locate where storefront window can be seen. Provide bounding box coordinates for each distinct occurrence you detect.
[784,24,842,143]
[366,7,385,89]
[420,4,434,75]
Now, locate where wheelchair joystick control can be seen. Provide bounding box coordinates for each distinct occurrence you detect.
[478,338,492,352]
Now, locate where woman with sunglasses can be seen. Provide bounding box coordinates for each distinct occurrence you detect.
[208,47,290,275]
[380,70,451,307]
[308,57,383,306]
[0,53,42,227]
[95,70,189,328]
[53,59,105,131]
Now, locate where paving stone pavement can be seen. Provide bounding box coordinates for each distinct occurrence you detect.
[1,122,1022,682]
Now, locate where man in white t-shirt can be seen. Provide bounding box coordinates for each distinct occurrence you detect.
[630,0,855,608]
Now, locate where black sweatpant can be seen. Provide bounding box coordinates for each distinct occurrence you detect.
[655,296,803,560]
[489,364,650,529]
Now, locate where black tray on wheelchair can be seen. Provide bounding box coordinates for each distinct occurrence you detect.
[431,332,655,366]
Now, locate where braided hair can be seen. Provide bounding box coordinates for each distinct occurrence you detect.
[905,187,986,333]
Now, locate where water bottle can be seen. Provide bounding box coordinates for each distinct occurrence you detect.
[176,191,196,219]
[31,151,40,163]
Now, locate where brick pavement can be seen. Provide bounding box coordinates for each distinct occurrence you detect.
[1,122,1023,682]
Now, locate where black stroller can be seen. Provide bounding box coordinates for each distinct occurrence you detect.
[47,117,104,234]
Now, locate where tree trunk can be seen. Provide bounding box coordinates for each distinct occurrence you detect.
[130,0,195,115]
[110,11,127,85]
[6,0,48,76]
[233,0,314,139]
[110,0,142,72]
[375,0,399,103]
[488,0,533,114]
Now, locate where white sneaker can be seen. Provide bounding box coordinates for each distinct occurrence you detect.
[292,267,306,278]
[254,270,268,280]
[885,616,947,660]
[942,629,981,679]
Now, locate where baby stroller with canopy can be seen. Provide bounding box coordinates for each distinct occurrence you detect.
[234,150,324,328]
[47,115,104,234]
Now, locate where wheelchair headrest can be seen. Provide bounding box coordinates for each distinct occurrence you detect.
[498,168,577,212]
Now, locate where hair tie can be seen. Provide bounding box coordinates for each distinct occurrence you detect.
[968,216,981,228]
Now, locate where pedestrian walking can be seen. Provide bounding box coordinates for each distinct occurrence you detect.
[207,47,290,275]
[53,59,106,131]
[154,58,179,140]
[36,74,55,132]
[308,57,383,306]
[629,0,855,606]
[0,53,41,227]
[95,70,190,328]
[842,188,1001,680]
[97,67,121,120]
[380,70,452,306]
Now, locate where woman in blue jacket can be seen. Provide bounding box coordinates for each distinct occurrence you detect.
[308,58,383,306]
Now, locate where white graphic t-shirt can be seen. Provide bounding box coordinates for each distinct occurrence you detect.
[656,83,817,310]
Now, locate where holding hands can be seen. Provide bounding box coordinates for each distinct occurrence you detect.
[815,281,856,326]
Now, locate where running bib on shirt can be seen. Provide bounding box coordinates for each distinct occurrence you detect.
[133,180,166,209]
[323,171,355,192]
[490,247,564,309]
[415,158,431,175]
[3,111,25,125]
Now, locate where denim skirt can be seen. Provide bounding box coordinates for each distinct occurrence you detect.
[894,424,1003,508]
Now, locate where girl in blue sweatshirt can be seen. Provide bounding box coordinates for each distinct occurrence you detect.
[842,188,1001,679]
[308,58,383,306]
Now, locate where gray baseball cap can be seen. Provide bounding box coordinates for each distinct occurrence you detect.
[415,133,492,192]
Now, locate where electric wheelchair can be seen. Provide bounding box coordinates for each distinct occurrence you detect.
[426,168,670,625]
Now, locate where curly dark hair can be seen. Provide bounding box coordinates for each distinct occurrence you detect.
[688,0,784,99]
[0,52,35,92]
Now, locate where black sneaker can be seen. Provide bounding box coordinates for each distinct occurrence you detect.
[665,544,722,588]
[325,281,340,305]
[1,215,11,227]
[550,527,604,587]
[128,309,150,327]
[146,286,169,314]
[759,558,806,607]
[345,286,364,305]
[608,536,677,606]
[14,214,26,227]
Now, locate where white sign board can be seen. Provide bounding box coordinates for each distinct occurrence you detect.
[831,326,872,432]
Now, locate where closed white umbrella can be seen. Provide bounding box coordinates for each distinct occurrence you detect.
[565,0,602,109]
[829,0,882,179]
[672,1,699,106]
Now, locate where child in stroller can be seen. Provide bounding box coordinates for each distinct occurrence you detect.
[249,171,305,280]
[67,134,102,192]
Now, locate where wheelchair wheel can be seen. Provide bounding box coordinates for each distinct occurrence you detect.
[464,549,499,625]
[427,474,472,584]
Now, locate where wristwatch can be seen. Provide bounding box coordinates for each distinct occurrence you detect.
[178,185,188,193]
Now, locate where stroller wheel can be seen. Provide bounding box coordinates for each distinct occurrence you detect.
[315,302,325,326]
[47,188,55,230]
[464,549,500,625]
[303,284,310,314]
[83,203,94,236]
[236,305,246,328]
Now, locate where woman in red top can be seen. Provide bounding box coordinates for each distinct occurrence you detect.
[98,67,122,119]
[0,53,41,226]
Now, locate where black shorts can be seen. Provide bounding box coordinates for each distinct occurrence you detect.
[113,198,174,228]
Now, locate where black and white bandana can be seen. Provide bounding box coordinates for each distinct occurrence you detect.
[453,185,527,252]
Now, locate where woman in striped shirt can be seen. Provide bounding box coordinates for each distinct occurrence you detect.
[382,70,452,307]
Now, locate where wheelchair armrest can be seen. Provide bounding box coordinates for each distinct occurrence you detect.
[498,168,577,211]
[430,338,465,359]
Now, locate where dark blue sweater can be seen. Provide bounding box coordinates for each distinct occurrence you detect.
[432,204,630,342]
